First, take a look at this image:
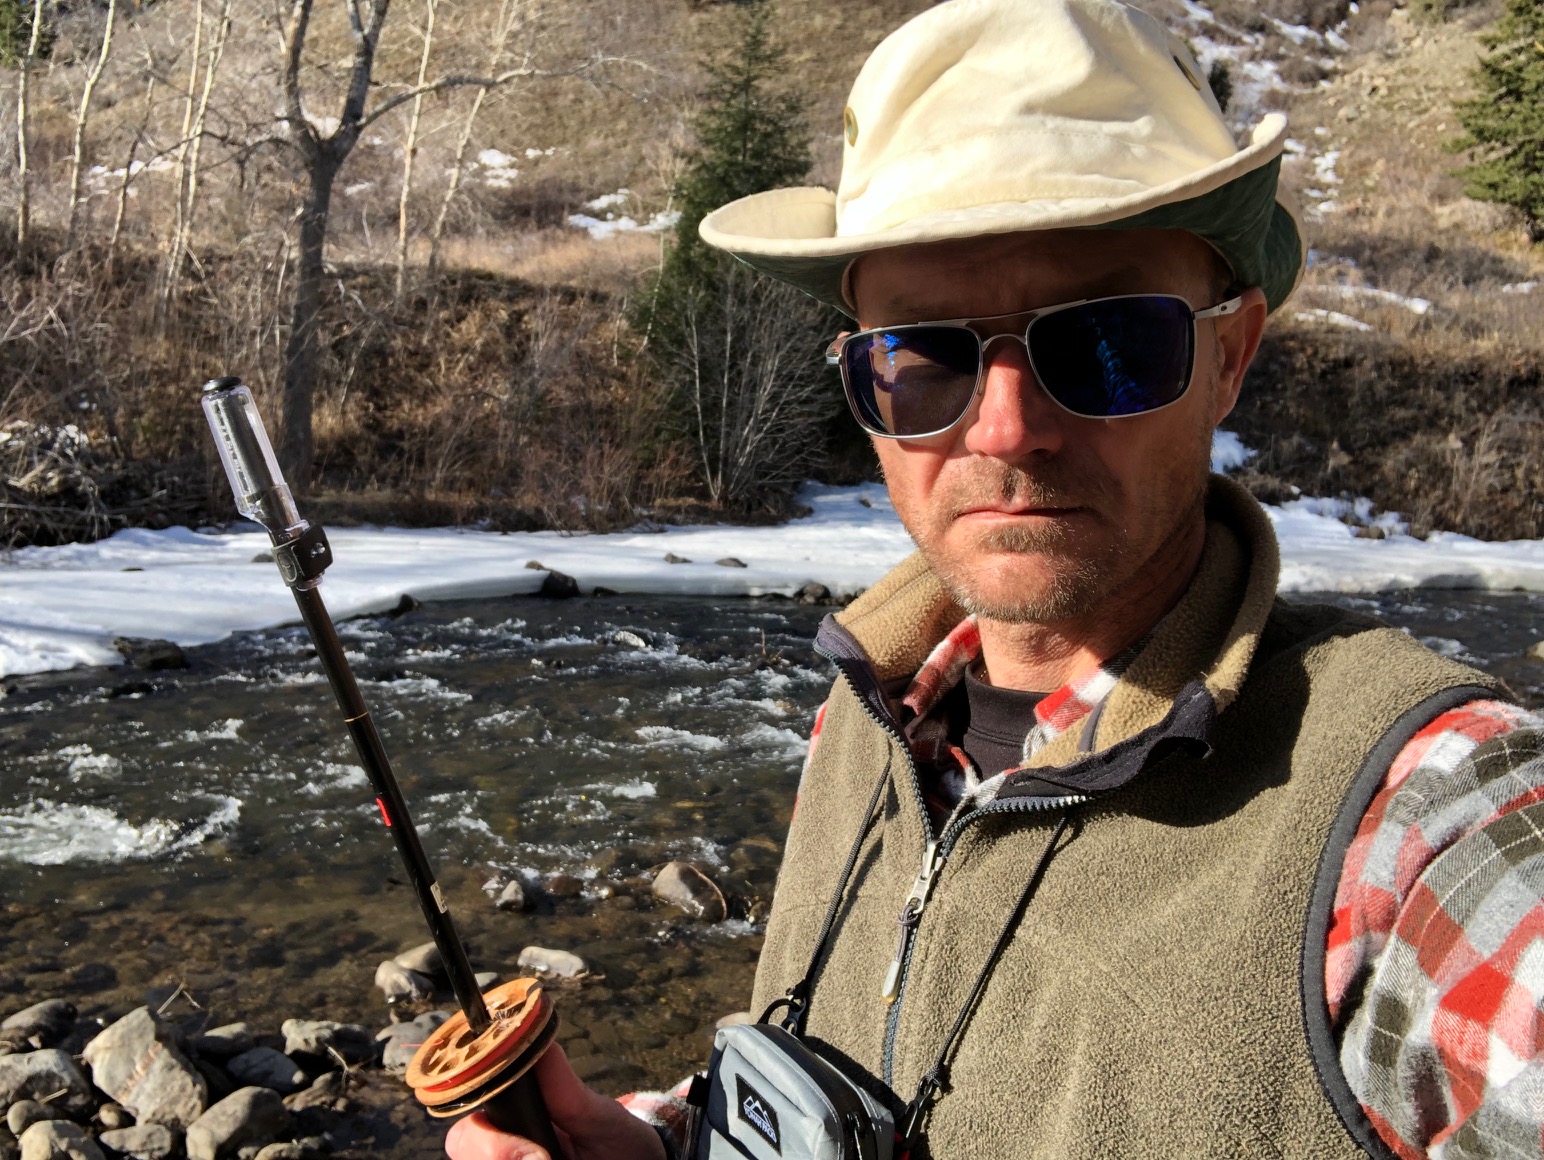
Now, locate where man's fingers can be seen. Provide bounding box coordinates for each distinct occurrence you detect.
[529,1044,602,1124]
[445,1111,549,1160]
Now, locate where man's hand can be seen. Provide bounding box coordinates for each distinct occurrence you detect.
[443,1044,668,1160]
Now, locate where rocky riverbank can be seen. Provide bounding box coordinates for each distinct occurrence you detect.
[0,861,754,1160]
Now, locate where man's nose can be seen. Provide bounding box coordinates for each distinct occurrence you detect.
[960,336,1068,460]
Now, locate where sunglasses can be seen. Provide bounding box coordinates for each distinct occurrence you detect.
[825,293,1244,439]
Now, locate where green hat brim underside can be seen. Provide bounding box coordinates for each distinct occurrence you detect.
[730,158,1302,318]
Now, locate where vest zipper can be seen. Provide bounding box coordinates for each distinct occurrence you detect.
[880,792,1086,1088]
[813,623,1088,1090]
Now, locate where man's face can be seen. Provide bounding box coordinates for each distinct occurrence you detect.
[850,229,1263,624]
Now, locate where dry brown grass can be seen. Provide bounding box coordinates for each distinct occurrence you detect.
[1219,0,1544,540]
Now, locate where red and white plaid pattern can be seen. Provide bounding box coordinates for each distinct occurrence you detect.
[898,614,1131,785]
[1329,701,1544,1158]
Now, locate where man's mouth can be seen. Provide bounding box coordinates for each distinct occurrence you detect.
[956,504,1082,518]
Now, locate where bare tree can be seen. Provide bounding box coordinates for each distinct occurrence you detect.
[393,0,436,301]
[163,0,204,287]
[64,0,119,252]
[14,0,46,247]
[162,0,234,307]
[425,0,522,276]
[678,267,836,509]
[274,0,608,486]
[107,70,158,272]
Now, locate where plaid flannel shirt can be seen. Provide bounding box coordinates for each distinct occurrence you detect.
[627,619,1544,1159]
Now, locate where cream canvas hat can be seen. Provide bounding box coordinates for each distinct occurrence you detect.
[699,0,1304,316]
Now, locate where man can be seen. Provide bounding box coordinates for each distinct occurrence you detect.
[451,1,1544,1157]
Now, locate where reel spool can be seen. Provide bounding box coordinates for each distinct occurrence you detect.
[407,978,565,1155]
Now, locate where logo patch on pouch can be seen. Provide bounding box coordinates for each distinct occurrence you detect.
[736,1075,782,1153]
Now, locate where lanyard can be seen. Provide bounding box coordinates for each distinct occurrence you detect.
[760,755,1078,1152]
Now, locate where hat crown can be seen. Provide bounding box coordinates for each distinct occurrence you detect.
[836,0,1239,238]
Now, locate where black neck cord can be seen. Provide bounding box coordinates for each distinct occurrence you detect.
[760,753,893,1035]
[899,809,1077,1151]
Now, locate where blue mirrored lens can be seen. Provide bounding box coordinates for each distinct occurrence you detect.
[842,327,981,436]
[1028,297,1194,417]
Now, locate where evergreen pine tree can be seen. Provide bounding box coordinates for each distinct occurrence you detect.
[1448,0,1544,242]
[651,0,812,313]
[0,0,49,69]
[639,1,839,512]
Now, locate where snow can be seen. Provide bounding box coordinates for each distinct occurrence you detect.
[1321,285,1432,315]
[478,149,516,170]
[567,189,681,240]
[1293,308,1373,332]
[1210,429,1257,473]
[6,452,1544,679]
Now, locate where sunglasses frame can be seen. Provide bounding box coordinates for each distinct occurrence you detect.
[825,292,1245,440]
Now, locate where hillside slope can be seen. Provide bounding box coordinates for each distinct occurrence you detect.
[1,0,1540,540]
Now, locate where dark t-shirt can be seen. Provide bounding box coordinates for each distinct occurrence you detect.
[928,665,1045,808]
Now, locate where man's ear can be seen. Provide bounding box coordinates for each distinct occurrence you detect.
[1210,285,1267,426]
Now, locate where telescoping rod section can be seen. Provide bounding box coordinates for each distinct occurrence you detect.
[199,376,491,1035]
[291,585,492,1032]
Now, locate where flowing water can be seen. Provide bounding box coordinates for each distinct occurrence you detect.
[0,589,1540,1152]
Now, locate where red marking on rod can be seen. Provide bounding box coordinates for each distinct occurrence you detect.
[376,797,393,827]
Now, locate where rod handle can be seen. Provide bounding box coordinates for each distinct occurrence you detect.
[480,1068,567,1160]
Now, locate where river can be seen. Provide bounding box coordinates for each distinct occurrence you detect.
[1,589,1540,1152]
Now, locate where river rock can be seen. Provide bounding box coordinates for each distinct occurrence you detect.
[97,1125,177,1160]
[1526,641,1544,661]
[663,553,691,564]
[494,880,529,912]
[191,1025,255,1062]
[95,1108,132,1133]
[714,558,748,568]
[795,582,832,605]
[474,972,499,990]
[7,1104,62,1139]
[111,638,187,671]
[0,1050,95,1118]
[651,861,728,922]
[225,1050,305,1096]
[0,1028,33,1055]
[545,874,584,898]
[84,1009,206,1129]
[185,1089,289,1160]
[1,1001,77,1047]
[279,1022,375,1068]
[193,1060,233,1105]
[516,947,589,979]
[373,962,432,1005]
[538,571,579,599]
[253,1146,306,1160]
[17,1121,103,1160]
[280,1071,346,1115]
[390,943,443,978]
[375,1013,450,1072]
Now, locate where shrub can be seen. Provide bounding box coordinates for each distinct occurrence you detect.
[1446,0,1544,241]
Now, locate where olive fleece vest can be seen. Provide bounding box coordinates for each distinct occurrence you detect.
[751,478,1505,1159]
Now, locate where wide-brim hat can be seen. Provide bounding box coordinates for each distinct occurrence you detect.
[699,0,1304,316]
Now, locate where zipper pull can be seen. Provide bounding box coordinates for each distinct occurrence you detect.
[882,841,943,1003]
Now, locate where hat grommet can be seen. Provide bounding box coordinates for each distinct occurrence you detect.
[843,106,859,147]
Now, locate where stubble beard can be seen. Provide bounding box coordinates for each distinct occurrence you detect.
[921,469,1138,624]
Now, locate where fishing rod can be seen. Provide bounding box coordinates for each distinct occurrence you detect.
[200,377,566,1158]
